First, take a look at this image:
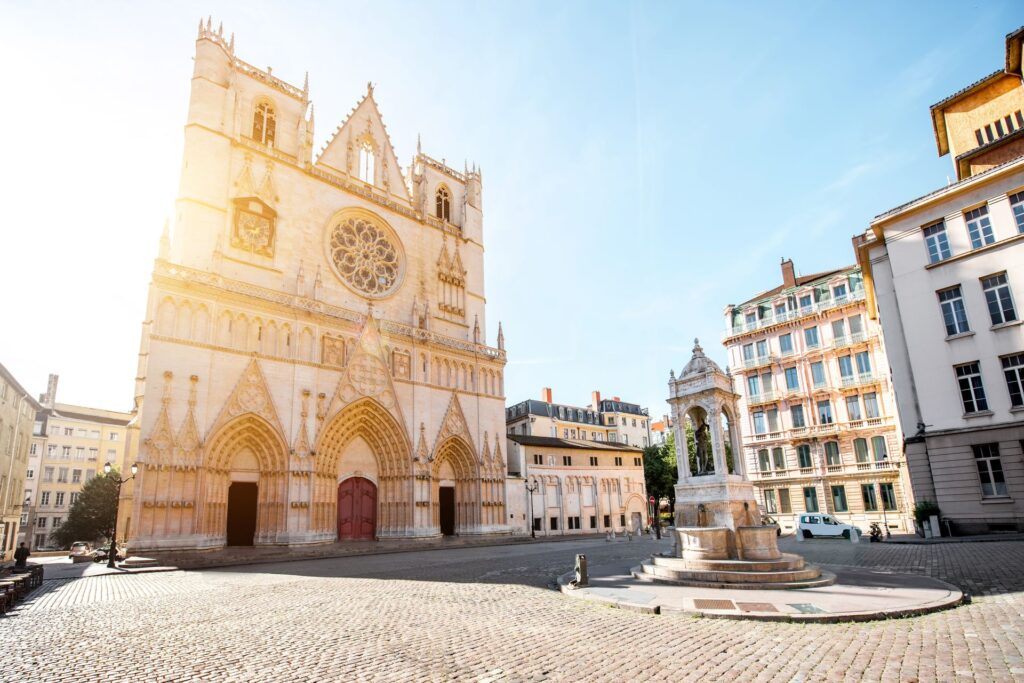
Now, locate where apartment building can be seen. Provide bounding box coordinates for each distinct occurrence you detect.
[505,434,647,536]
[19,374,131,549]
[855,27,1024,534]
[722,260,913,534]
[0,362,40,561]
[505,388,651,447]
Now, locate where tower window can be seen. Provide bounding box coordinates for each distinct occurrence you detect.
[252,102,276,147]
[359,143,375,184]
[436,186,451,222]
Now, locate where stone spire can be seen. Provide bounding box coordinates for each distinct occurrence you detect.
[497,321,505,350]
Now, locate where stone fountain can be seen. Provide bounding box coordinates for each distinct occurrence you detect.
[635,340,833,589]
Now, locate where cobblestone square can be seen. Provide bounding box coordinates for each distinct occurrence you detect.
[2,536,1023,682]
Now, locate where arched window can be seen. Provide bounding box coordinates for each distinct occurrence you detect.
[359,143,375,184]
[253,102,276,146]
[435,186,451,221]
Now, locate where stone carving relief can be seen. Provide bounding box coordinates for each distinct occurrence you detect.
[208,358,285,439]
[392,350,411,380]
[327,212,404,298]
[321,335,346,368]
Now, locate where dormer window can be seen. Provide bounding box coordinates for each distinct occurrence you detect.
[358,142,375,184]
[253,102,276,147]
[436,185,451,222]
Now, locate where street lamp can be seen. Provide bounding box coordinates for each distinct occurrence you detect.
[104,461,138,568]
[525,479,539,539]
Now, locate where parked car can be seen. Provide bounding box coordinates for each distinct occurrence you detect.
[761,515,782,536]
[798,514,863,539]
[92,546,125,563]
[68,542,93,559]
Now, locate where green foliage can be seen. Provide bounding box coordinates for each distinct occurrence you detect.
[643,431,678,510]
[51,471,120,548]
[913,499,940,524]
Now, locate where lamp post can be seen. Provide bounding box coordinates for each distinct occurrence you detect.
[104,461,138,568]
[525,479,539,539]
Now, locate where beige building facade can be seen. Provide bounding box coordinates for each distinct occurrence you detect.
[856,27,1024,534]
[19,374,131,550]
[122,24,509,552]
[505,435,647,536]
[505,389,651,447]
[0,362,39,561]
[723,260,913,534]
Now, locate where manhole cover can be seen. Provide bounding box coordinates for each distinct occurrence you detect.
[693,599,736,610]
[788,603,828,614]
[735,602,778,613]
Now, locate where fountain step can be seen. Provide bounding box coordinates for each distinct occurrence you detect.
[626,565,835,589]
[651,553,805,573]
[636,561,835,589]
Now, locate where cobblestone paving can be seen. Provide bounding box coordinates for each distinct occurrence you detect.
[2,537,1023,682]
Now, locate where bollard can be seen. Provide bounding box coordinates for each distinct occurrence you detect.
[626,529,632,542]
[605,531,612,542]
[849,527,859,544]
[573,554,588,587]
[796,528,804,543]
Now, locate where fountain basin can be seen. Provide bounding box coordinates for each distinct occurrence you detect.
[737,525,782,561]
[675,526,730,561]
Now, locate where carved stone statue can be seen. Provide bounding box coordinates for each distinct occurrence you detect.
[694,419,713,475]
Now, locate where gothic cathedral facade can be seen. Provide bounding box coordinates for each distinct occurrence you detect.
[122,22,509,551]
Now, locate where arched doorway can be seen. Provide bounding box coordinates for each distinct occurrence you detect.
[338,477,377,540]
[432,437,480,536]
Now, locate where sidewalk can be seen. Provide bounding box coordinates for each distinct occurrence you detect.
[885,531,1024,544]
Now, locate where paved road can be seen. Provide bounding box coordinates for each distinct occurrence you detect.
[2,535,1023,682]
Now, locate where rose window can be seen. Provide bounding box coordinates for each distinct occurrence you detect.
[328,215,403,298]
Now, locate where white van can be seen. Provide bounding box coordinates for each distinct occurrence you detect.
[798,514,862,539]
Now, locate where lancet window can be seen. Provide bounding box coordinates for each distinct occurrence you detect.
[252,102,276,147]
[436,185,451,222]
[359,143,376,184]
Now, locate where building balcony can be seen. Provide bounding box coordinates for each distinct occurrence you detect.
[742,355,775,371]
[751,430,785,444]
[747,391,777,407]
[725,290,866,339]
[840,373,880,390]
[832,331,871,350]
[749,458,902,481]
[812,422,840,436]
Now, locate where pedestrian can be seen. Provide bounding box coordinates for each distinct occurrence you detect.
[13,542,30,569]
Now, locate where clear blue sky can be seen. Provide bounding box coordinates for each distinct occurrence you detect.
[1,1,1021,416]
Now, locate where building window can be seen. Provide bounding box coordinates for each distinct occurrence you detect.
[533,454,542,465]
[838,355,853,380]
[831,485,848,512]
[973,443,1008,497]
[252,102,276,146]
[26,469,34,479]
[1002,353,1024,407]
[778,488,792,513]
[766,409,780,432]
[816,400,833,425]
[861,484,878,511]
[856,351,872,376]
[811,362,825,387]
[109,433,118,441]
[70,492,79,505]
[797,444,812,469]
[61,446,71,457]
[549,517,558,531]
[803,486,819,513]
[37,517,46,528]
[358,142,375,184]
[938,286,970,336]
[47,445,56,457]
[532,517,542,532]
[923,221,951,263]
[964,205,995,249]
[799,294,813,311]
[633,457,642,467]
[846,395,862,421]
[567,517,581,530]
[603,514,610,528]
[57,468,68,483]
[43,467,53,483]
[880,483,897,511]
[40,491,50,506]
[562,455,572,466]
[824,441,840,466]
[854,438,869,463]
[763,490,778,513]
[614,457,623,466]
[589,456,598,466]
[752,411,766,434]
[790,405,805,429]
[1009,191,1024,233]
[55,492,65,507]
[981,273,1018,326]
[72,469,81,484]
[871,436,888,461]
[435,186,451,221]
[784,367,799,390]
[589,515,597,529]
[747,375,760,397]
[620,514,626,527]
[864,392,880,418]
[804,326,819,348]
[955,362,989,414]
[29,443,37,456]
[758,449,771,472]
[779,333,793,355]
[64,427,73,436]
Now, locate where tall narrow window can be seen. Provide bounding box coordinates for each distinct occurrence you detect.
[845,395,862,421]
[779,333,793,355]
[778,488,792,513]
[853,438,869,463]
[763,489,778,513]
[252,102,276,146]
[1009,191,1024,233]
[871,436,888,461]
[938,286,970,336]
[855,351,872,376]
[955,362,988,413]
[758,449,771,471]
[863,392,880,418]
[981,273,1018,325]
[435,186,451,221]
[880,483,897,511]
[811,361,826,387]
[861,484,878,511]
[923,221,951,264]
[831,485,848,512]
[804,326,819,348]
[973,443,1008,497]
[784,367,799,390]
[790,404,806,429]
[358,143,376,184]
[824,441,841,466]
[964,205,995,249]
[1002,353,1024,408]
[803,486,819,513]
[817,400,833,425]
[772,447,786,470]
[797,444,812,469]
[838,355,854,379]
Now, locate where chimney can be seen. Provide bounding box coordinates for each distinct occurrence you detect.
[591,391,601,411]
[612,396,621,402]
[541,387,552,404]
[42,373,59,410]
[781,258,796,289]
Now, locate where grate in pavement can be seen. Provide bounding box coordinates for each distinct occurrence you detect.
[788,603,828,614]
[693,598,736,610]
[735,602,778,613]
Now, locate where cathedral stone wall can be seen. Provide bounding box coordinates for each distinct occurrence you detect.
[121,23,509,551]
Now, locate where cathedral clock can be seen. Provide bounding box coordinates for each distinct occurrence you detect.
[231,197,277,258]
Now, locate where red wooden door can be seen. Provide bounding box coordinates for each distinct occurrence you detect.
[338,477,376,540]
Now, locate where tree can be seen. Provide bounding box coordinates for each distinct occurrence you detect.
[643,431,678,514]
[51,471,120,548]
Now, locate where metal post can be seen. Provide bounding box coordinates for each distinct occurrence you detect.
[525,479,538,539]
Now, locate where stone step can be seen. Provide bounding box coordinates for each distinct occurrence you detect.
[650,552,806,573]
[633,563,837,590]
[121,557,161,568]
